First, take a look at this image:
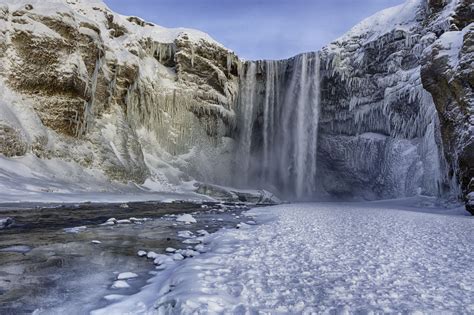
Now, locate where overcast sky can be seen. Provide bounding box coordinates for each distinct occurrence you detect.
[104,0,405,60]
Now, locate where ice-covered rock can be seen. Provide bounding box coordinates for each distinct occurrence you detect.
[153,255,173,265]
[0,217,13,229]
[146,251,159,259]
[116,219,132,224]
[91,240,102,244]
[117,272,138,280]
[165,247,177,253]
[137,250,147,257]
[196,229,209,236]
[182,239,201,245]
[111,280,130,289]
[179,249,200,258]
[129,217,147,223]
[172,253,185,261]
[194,244,206,253]
[195,183,281,204]
[176,214,197,224]
[177,230,194,238]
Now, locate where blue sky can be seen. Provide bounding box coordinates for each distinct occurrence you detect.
[104,0,404,60]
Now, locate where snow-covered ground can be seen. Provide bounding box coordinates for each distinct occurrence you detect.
[94,199,473,314]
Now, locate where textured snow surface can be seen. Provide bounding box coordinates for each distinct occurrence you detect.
[97,201,473,314]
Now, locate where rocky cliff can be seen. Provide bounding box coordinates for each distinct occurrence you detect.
[420,0,473,213]
[0,0,240,198]
[233,0,472,210]
[0,0,471,210]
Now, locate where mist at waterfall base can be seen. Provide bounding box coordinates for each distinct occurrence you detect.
[234,52,322,201]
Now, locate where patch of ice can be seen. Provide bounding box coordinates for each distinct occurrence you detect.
[0,245,32,253]
[63,226,87,234]
[103,295,125,301]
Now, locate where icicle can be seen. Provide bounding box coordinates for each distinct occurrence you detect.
[226,52,232,75]
[78,51,104,136]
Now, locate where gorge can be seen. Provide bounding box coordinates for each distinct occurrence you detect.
[0,0,472,211]
[0,0,473,313]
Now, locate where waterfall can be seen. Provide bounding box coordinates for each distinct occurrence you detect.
[236,52,321,199]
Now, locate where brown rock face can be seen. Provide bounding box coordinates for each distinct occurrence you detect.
[0,1,240,187]
[0,124,27,157]
[7,13,102,137]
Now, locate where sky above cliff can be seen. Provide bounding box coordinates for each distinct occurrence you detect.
[104,0,405,60]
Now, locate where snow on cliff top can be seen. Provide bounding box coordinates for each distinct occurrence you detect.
[331,0,459,45]
[0,0,227,49]
[331,0,421,45]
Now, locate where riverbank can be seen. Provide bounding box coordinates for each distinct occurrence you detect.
[0,200,252,314]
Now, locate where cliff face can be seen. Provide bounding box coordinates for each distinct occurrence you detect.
[233,0,472,209]
[320,0,472,208]
[420,0,473,213]
[318,0,444,200]
[0,0,239,195]
[0,0,471,209]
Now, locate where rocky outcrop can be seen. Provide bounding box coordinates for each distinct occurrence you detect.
[0,0,239,192]
[316,0,453,201]
[318,0,473,207]
[195,182,280,204]
[421,0,473,214]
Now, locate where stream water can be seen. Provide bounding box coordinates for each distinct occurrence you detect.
[0,201,250,314]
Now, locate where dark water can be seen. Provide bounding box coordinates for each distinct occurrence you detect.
[0,201,250,314]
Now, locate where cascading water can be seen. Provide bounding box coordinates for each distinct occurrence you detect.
[235,52,321,199]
